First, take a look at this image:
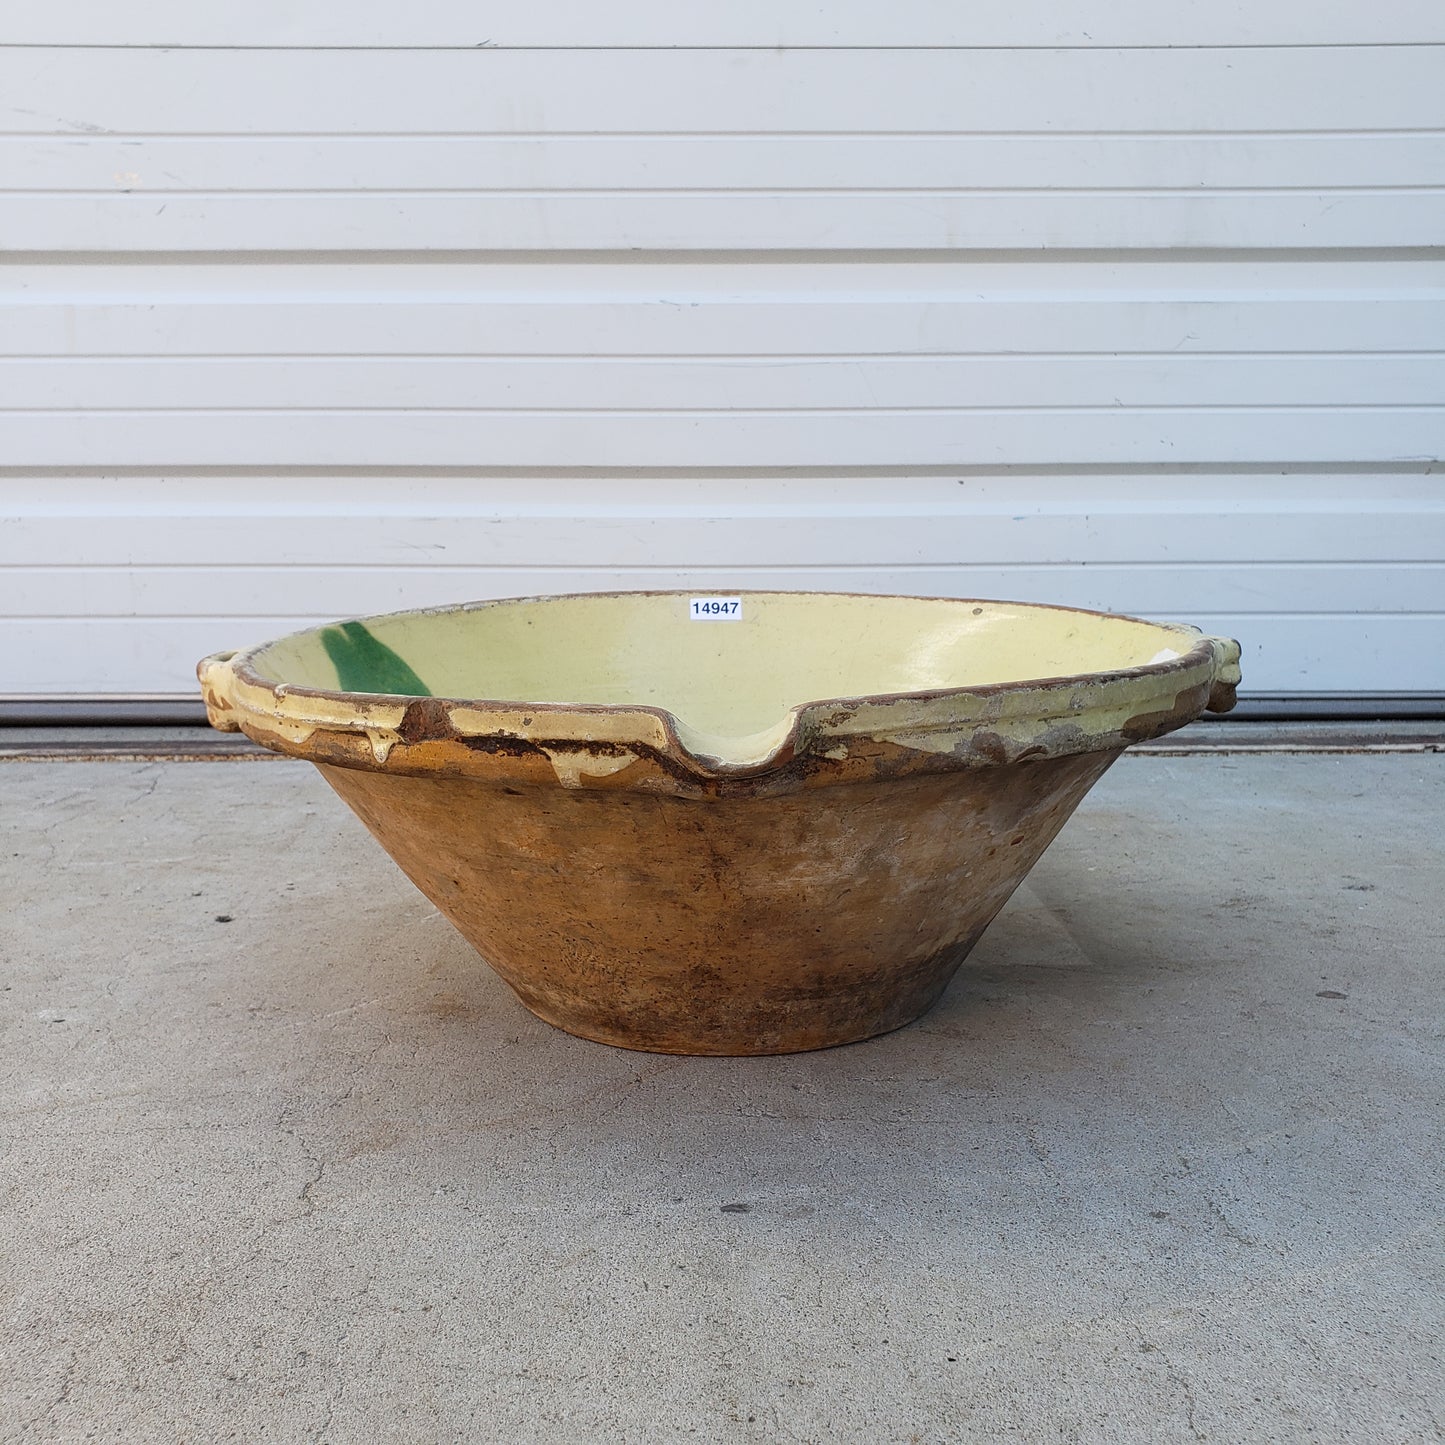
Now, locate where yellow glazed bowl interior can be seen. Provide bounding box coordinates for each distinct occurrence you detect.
[217,591,1240,772]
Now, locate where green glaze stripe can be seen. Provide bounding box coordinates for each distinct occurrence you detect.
[320,621,432,696]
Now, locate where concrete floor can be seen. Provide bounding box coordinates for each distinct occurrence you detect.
[1,752,1441,1444]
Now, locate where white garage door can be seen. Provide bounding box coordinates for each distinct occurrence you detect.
[3,4,1443,705]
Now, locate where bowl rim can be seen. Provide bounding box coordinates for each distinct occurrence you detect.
[199,589,1242,782]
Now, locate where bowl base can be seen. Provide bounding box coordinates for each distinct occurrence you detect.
[504,929,984,1056]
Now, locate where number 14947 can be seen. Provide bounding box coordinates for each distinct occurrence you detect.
[689,597,742,621]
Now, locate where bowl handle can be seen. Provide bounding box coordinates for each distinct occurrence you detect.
[197,651,243,732]
[1204,636,1243,714]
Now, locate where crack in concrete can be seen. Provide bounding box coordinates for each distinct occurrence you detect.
[131,763,162,800]
[17,1348,78,1437]
[298,1152,326,1212]
[1164,1363,1207,1442]
[1207,1196,1259,1248]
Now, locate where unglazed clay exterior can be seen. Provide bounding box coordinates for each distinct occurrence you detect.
[199,591,1242,1055]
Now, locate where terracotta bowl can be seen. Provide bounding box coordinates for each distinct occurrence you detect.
[199,591,1241,1055]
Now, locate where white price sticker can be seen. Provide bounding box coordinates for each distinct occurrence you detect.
[689,596,743,621]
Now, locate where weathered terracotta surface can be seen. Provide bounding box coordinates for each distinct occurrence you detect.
[318,748,1118,1054]
[197,591,1242,1054]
